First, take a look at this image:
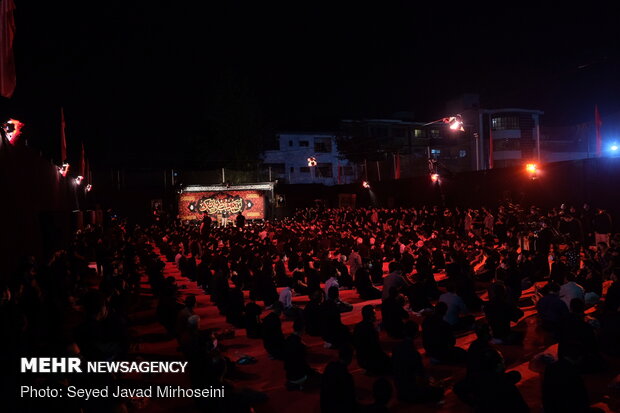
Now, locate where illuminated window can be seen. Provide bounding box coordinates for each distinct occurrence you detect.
[459,149,467,158]
[414,129,425,137]
[430,129,440,138]
[491,116,519,130]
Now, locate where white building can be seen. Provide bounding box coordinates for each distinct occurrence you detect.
[262,132,356,185]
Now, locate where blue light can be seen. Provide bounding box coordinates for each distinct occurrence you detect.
[611,144,619,151]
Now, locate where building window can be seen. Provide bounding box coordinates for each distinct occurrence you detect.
[370,127,388,137]
[414,129,425,137]
[430,129,440,138]
[494,139,521,151]
[391,128,405,138]
[491,116,519,130]
[317,163,333,177]
[290,167,294,173]
[300,166,310,173]
[314,137,332,153]
[299,140,309,147]
[459,149,467,158]
[289,140,293,146]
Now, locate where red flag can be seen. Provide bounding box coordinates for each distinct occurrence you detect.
[337,161,342,185]
[79,142,85,176]
[0,0,16,98]
[595,105,602,157]
[60,107,67,162]
[394,152,401,179]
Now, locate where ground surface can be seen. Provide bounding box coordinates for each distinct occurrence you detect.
[115,250,619,413]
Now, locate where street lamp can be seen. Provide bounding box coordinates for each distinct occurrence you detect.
[424,114,464,131]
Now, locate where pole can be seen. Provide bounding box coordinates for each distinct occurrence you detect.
[474,132,480,171]
[222,168,225,184]
[268,166,272,182]
[536,118,541,162]
[488,113,494,169]
[376,160,381,181]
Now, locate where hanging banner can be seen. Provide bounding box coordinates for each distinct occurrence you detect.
[178,190,265,221]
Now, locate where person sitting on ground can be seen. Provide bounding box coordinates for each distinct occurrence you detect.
[422,301,467,364]
[536,282,569,337]
[320,344,357,413]
[225,286,246,328]
[483,282,525,345]
[353,305,391,375]
[278,278,297,319]
[324,267,340,297]
[543,341,605,413]
[381,287,410,339]
[284,317,316,391]
[382,262,409,301]
[335,255,353,289]
[392,321,444,404]
[175,295,197,338]
[439,282,475,331]
[244,298,262,339]
[261,301,285,359]
[303,290,324,337]
[456,347,530,413]
[320,286,351,349]
[559,272,585,309]
[360,377,393,413]
[558,298,605,373]
[355,260,382,300]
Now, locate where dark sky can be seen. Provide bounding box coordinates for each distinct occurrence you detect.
[3,1,620,167]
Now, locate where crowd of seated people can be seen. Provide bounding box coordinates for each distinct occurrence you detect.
[154,203,618,412]
[2,201,619,412]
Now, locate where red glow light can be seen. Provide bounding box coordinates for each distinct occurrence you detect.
[4,118,24,144]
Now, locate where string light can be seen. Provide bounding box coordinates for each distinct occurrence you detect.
[3,118,24,144]
[85,184,92,192]
[75,175,84,185]
[58,163,70,177]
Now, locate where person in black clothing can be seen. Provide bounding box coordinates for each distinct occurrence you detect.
[353,305,391,375]
[483,282,525,345]
[543,341,604,413]
[457,347,530,413]
[381,287,409,339]
[225,286,245,328]
[422,301,466,364]
[355,260,382,300]
[284,318,315,390]
[360,378,393,413]
[261,302,285,359]
[320,286,350,348]
[320,344,357,413]
[303,290,324,337]
[558,298,605,373]
[495,258,522,303]
[235,213,246,228]
[536,282,569,337]
[244,298,262,339]
[392,321,444,404]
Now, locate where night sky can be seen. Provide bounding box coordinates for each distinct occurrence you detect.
[3,1,620,167]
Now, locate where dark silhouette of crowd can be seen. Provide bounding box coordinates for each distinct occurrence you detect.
[2,202,619,413]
